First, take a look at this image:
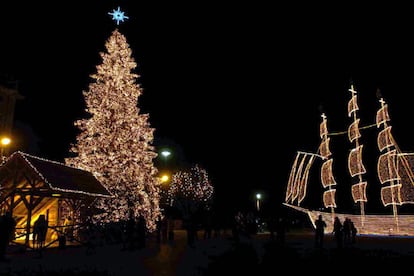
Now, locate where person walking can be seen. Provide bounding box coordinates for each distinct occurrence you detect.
[63,216,74,242]
[33,214,48,255]
[314,214,326,248]
[332,216,343,249]
[0,212,16,261]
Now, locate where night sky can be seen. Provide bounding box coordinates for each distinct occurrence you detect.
[1,2,414,216]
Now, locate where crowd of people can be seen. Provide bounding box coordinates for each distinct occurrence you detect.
[231,210,287,244]
[314,215,358,249]
[1,207,363,266]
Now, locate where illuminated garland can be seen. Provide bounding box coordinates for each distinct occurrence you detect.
[328,123,376,136]
[11,151,111,198]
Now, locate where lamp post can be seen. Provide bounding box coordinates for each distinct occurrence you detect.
[158,148,172,169]
[157,148,173,205]
[158,149,172,190]
[158,148,174,243]
[256,193,262,212]
[159,172,171,206]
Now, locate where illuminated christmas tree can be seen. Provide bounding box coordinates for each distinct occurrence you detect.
[168,164,214,219]
[65,29,161,231]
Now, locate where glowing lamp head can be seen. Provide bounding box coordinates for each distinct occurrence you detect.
[1,137,11,146]
[256,193,261,200]
[160,149,171,160]
[161,174,170,183]
[161,150,171,158]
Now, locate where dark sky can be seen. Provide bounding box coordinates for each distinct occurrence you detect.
[1,2,414,214]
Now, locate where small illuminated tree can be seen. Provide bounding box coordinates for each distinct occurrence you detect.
[168,164,214,220]
[65,29,161,231]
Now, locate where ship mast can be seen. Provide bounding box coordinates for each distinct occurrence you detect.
[376,95,400,232]
[319,112,337,221]
[347,84,367,227]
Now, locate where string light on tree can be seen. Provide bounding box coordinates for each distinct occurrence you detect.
[168,164,213,202]
[65,28,161,231]
[168,164,214,217]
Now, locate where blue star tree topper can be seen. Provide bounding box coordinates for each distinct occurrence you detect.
[108,7,129,25]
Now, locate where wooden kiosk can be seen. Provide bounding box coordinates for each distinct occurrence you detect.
[0,151,111,248]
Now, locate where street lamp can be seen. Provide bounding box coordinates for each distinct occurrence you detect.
[160,149,172,159]
[158,148,172,167]
[256,193,262,212]
[1,136,11,160]
[1,137,11,147]
[160,174,170,183]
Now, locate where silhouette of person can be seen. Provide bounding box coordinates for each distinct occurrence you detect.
[314,214,326,248]
[276,217,286,245]
[212,212,221,238]
[332,216,343,248]
[137,215,146,249]
[168,216,175,242]
[84,217,97,255]
[64,216,74,242]
[185,215,197,247]
[233,211,245,241]
[0,212,16,261]
[33,214,48,253]
[157,216,165,243]
[125,214,136,250]
[350,219,357,244]
[268,216,277,241]
[203,209,213,239]
[343,218,352,246]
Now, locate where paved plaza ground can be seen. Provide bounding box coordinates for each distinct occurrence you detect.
[2,228,414,275]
